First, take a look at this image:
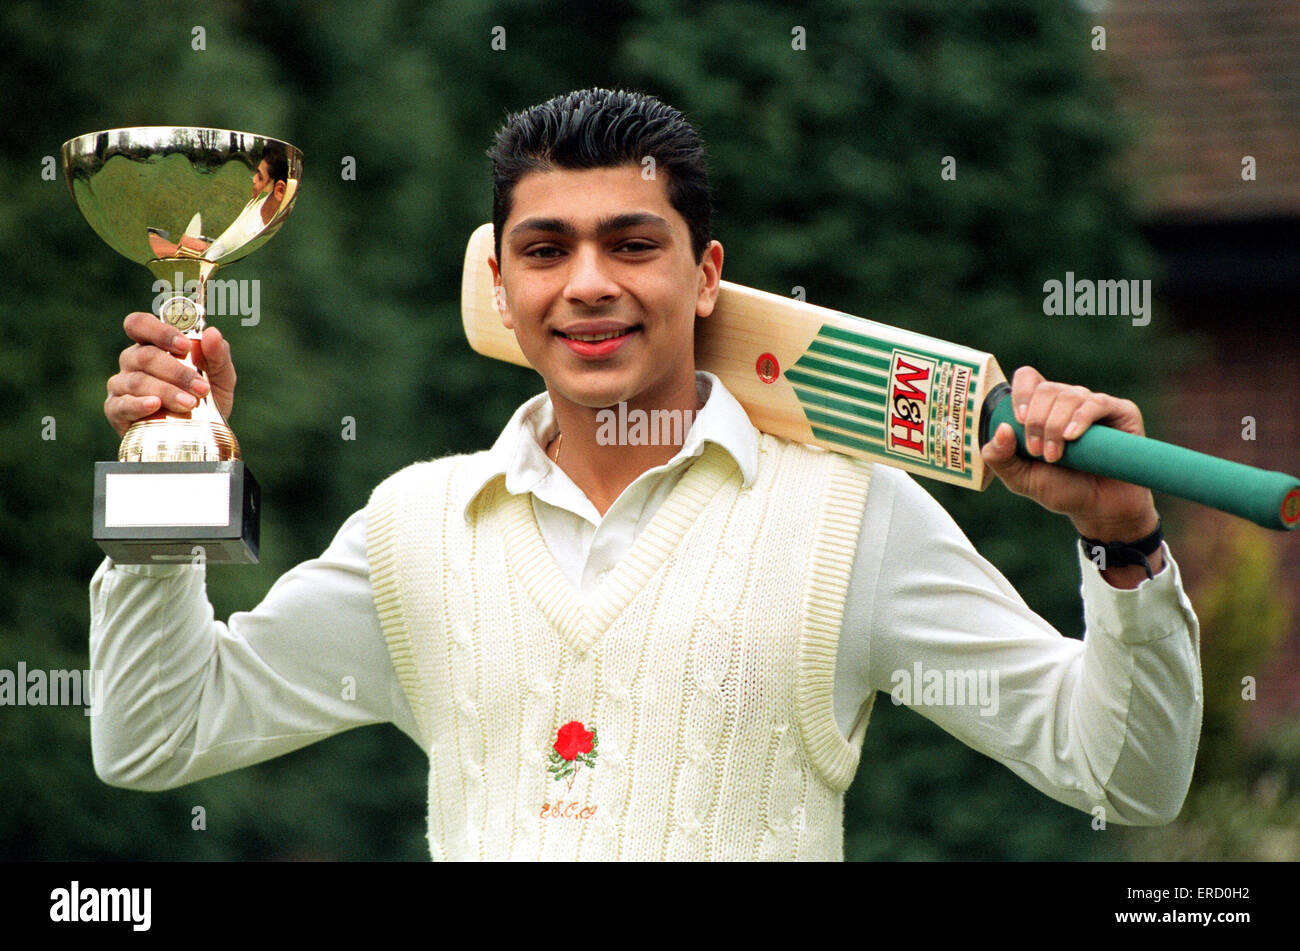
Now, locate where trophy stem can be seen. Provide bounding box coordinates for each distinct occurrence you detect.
[118,327,242,463]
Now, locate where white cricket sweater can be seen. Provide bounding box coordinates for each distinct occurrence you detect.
[366,432,872,860]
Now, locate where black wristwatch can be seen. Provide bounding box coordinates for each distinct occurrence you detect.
[1078,519,1163,580]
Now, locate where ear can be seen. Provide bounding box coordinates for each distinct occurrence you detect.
[487,254,512,329]
[695,240,724,319]
[273,180,287,201]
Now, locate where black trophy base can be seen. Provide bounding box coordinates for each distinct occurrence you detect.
[93,461,260,564]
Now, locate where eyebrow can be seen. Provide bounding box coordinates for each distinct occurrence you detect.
[508,212,673,239]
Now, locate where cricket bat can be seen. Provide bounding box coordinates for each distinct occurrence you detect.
[461,223,1300,531]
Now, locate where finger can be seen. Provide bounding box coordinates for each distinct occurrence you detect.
[1010,366,1045,425]
[104,393,163,436]
[1021,379,1067,457]
[980,420,1016,463]
[117,343,210,399]
[981,423,1033,496]
[1042,387,1091,463]
[120,341,206,393]
[123,312,191,356]
[1060,392,1117,444]
[198,327,236,392]
[108,369,203,414]
[1087,394,1145,438]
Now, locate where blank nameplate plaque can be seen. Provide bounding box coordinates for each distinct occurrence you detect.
[93,461,259,564]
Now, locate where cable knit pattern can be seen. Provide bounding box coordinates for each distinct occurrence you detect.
[366,433,872,860]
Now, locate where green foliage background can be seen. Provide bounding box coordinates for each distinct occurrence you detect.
[1,0,1273,860]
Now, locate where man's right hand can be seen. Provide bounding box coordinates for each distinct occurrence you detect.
[105,313,237,438]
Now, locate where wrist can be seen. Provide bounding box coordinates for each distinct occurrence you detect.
[1077,514,1165,586]
[1070,507,1160,544]
[1093,555,1164,589]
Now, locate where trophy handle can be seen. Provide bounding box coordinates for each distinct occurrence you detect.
[119,261,241,463]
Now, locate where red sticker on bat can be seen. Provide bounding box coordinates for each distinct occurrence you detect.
[756,352,780,384]
[1282,488,1300,526]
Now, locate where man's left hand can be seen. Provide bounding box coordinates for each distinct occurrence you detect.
[980,366,1163,582]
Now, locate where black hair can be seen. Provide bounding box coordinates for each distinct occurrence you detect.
[260,145,289,184]
[487,87,712,263]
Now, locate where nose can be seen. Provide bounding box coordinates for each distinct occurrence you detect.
[563,243,620,307]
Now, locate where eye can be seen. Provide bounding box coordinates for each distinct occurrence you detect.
[523,245,564,259]
[616,239,656,253]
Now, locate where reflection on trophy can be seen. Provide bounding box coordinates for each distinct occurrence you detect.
[62,127,302,563]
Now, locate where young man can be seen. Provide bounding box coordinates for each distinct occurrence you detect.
[93,88,1201,861]
[144,147,290,262]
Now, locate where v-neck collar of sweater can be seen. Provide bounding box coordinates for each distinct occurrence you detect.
[497,442,739,653]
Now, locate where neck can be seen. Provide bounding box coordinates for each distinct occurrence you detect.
[548,372,704,516]
[260,192,281,226]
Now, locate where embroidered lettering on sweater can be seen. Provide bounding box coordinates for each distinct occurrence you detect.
[540,801,598,819]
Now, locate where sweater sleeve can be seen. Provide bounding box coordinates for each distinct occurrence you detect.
[87,510,419,791]
[852,466,1202,826]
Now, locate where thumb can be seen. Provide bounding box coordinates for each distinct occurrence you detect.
[199,327,236,390]
[981,422,1033,495]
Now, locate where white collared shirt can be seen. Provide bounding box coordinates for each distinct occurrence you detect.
[89,372,1202,823]
[480,373,758,596]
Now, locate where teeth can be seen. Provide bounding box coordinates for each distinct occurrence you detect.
[562,329,629,342]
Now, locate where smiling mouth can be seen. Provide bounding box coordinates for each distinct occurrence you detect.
[554,327,640,342]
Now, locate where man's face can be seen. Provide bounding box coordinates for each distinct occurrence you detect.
[489,164,721,413]
[252,160,273,197]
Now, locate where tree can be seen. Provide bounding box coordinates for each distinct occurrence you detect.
[2,0,1175,859]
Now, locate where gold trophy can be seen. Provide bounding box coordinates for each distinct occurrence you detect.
[62,127,301,563]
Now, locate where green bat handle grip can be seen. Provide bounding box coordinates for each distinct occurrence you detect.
[980,383,1300,531]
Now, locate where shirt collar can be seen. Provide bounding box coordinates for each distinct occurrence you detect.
[459,371,759,520]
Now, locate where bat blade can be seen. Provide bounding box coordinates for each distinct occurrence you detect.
[461,223,1005,491]
[462,223,1300,529]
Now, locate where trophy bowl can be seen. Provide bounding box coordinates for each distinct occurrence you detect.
[62,126,302,563]
[62,126,301,268]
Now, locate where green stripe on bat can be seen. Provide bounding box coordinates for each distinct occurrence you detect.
[785,367,886,407]
[805,338,892,372]
[787,354,888,390]
[801,406,883,442]
[789,383,886,424]
[822,322,982,375]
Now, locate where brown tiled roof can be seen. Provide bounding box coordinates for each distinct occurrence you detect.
[1102,0,1300,221]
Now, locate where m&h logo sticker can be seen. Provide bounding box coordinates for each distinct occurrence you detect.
[886,350,935,462]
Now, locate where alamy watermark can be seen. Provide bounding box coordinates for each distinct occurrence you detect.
[1042,272,1151,326]
[50,881,150,931]
[0,663,104,716]
[595,402,698,446]
[152,273,261,327]
[890,661,999,717]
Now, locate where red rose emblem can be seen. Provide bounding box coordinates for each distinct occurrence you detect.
[548,720,599,791]
[554,721,594,761]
